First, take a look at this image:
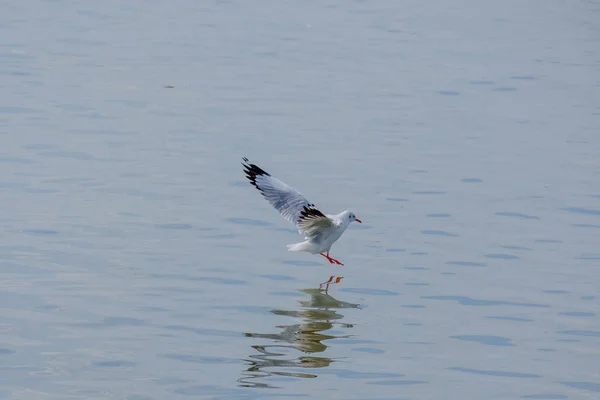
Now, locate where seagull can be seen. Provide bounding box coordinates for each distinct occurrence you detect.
[242,157,361,266]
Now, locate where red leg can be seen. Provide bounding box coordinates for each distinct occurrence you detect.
[319,275,335,289]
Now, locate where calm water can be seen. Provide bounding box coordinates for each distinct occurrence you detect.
[1,1,599,399]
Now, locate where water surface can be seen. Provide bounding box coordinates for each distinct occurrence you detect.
[1,0,599,399]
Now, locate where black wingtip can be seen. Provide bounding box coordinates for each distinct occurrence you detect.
[241,158,271,190]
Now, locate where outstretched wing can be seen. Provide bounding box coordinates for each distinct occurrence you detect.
[242,157,334,238]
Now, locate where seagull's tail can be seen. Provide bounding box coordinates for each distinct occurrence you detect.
[287,241,312,252]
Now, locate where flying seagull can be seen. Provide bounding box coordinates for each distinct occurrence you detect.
[242,157,361,265]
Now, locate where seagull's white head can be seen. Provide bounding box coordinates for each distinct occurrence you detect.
[342,210,362,224]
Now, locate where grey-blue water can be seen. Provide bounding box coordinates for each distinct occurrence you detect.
[1,1,599,399]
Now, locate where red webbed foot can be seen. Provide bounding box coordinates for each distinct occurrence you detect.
[328,257,344,266]
[320,253,344,266]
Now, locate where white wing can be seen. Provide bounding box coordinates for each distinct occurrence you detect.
[242,157,334,238]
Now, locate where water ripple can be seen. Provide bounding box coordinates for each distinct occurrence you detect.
[486,316,533,322]
[423,296,550,308]
[485,254,520,260]
[446,261,487,267]
[282,260,321,267]
[557,330,600,337]
[160,353,239,364]
[352,347,384,354]
[448,367,541,378]
[573,223,600,229]
[22,229,59,236]
[544,290,570,294]
[368,380,427,385]
[155,223,194,230]
[413,191,446,195]
[188,277,247,285]
[260,274,296,281]
[226,217,272,226]
[91,360,136,369]
[163,325,240,338]
[320,369,402,379]
[340,288,399,296]
[421,230,458,237]
[495,212,540,220]
[557,381,600,393]
[562,207,600,215]
[502,245,531,251]
[559,311,595,317]
[450,335,515,346]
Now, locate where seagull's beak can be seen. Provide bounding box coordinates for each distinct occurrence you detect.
[355,218,362,223]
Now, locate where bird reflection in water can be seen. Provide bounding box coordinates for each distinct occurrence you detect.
[239,279,360,388]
